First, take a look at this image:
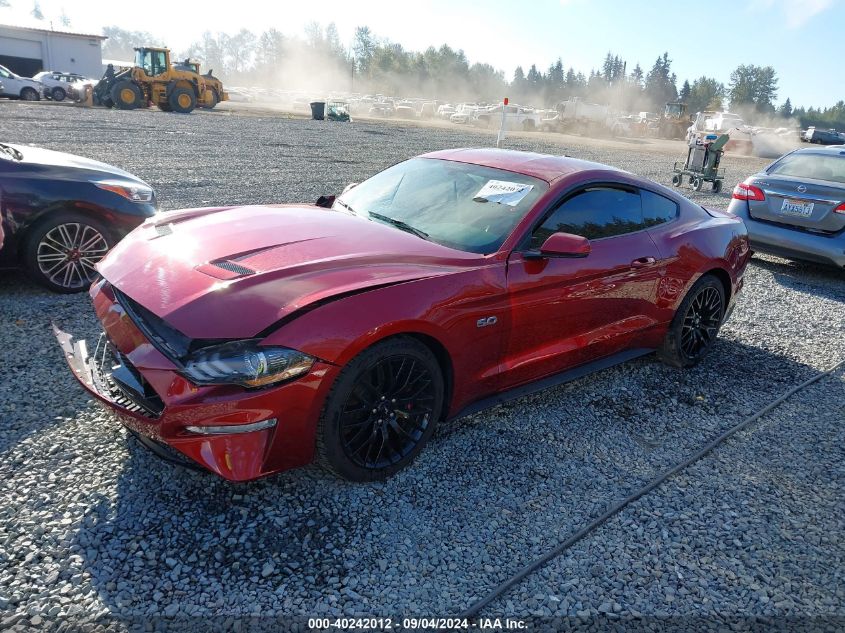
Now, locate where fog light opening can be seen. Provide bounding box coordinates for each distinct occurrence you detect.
[185,418,277,435]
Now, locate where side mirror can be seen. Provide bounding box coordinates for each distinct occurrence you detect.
[315,194,335,208]
[526,232,591,259]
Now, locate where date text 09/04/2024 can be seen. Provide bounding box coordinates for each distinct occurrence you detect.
[307,617,527,630]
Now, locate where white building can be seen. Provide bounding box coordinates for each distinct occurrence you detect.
[0,24,106,78]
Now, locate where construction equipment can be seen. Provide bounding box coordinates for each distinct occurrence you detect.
[93,47,215,114]
[671,133,728,192]
[172,59,227,109]
[659,102,690,139]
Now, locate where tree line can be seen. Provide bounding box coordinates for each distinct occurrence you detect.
[100,22,842,129]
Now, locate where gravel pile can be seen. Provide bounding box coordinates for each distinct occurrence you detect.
[0,101,843,629]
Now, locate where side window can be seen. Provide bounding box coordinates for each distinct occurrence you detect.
[530,186,643,248]
[641,189,678,227]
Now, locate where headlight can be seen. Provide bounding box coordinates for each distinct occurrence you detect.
[183,340,315,388]
[95,180,154,203]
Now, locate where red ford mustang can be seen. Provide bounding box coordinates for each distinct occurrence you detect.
[56,149,750,482]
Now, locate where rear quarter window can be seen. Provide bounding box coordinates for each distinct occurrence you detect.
[641,189,679,227]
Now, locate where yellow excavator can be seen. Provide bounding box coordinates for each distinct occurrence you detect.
[93,47,225,113]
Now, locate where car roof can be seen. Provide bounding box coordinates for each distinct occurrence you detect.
[421,148,622,183]
[793,145,845,157]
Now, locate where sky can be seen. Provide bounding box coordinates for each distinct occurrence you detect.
[1,0,842,108]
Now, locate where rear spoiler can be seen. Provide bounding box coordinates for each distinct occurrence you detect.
[702,205,735,219]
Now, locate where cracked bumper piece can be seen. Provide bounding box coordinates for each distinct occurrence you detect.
[53,323,336,481]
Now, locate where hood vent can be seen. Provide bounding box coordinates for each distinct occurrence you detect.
[195,259,257,280]
[212,260,255,276]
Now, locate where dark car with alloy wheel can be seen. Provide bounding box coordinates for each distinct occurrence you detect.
[0,142,156,292]
[56,148,750,482]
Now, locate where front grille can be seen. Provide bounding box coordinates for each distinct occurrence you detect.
[91,334,164,419]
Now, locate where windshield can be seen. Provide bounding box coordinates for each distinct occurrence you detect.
[334,158,548,254]
[135,49,167,76]
[768,152,845,184]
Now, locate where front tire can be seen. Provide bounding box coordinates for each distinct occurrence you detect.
[168,87,196,114]
[316,337,444,481]
[51,86,66,101]
[111,80,143,110]
[658,274,725,368]
[24,213,114,293]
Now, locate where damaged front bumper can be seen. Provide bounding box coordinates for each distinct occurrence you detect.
[54,320,336,482]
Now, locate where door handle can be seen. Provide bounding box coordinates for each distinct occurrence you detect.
[631,256,656,268]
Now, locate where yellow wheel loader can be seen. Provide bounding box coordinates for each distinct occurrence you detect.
[93,47,210,114]
[173,59,228,109]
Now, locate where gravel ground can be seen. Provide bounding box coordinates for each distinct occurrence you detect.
[1,101,843,630]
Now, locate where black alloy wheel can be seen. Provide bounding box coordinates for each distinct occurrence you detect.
[316,337,444,481]
[340,355,436,469]
[680,285,723,360]
[658,274,725,368]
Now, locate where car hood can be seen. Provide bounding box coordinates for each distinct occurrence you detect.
[3,143,147,183]
[99,205,483,339]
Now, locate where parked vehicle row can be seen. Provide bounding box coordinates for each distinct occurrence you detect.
[801,127,845,145]
[0,64,98,102]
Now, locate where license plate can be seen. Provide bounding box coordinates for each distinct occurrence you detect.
[780,198,814,217]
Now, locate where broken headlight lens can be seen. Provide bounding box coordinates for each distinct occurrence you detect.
[183,340,315,388]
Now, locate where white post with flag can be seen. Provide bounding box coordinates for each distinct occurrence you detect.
[496,97,509,148]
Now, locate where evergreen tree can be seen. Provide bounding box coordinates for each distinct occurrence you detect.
[644,52,677,108]
[629,63,644,88]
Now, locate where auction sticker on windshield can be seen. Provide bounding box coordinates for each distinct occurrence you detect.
[474,180,534,206]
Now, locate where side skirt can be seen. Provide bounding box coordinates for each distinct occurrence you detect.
[450,348,654,421]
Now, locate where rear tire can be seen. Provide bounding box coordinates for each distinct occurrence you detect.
[671,174,682,187]
[20,87,39,101]
[712,180,723,193]
[316,337,444,481]
[658,274,725,368]
[51,86,66,101]
[168,87,196,114]
[24,212,114,293]
[692,177,703,191]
